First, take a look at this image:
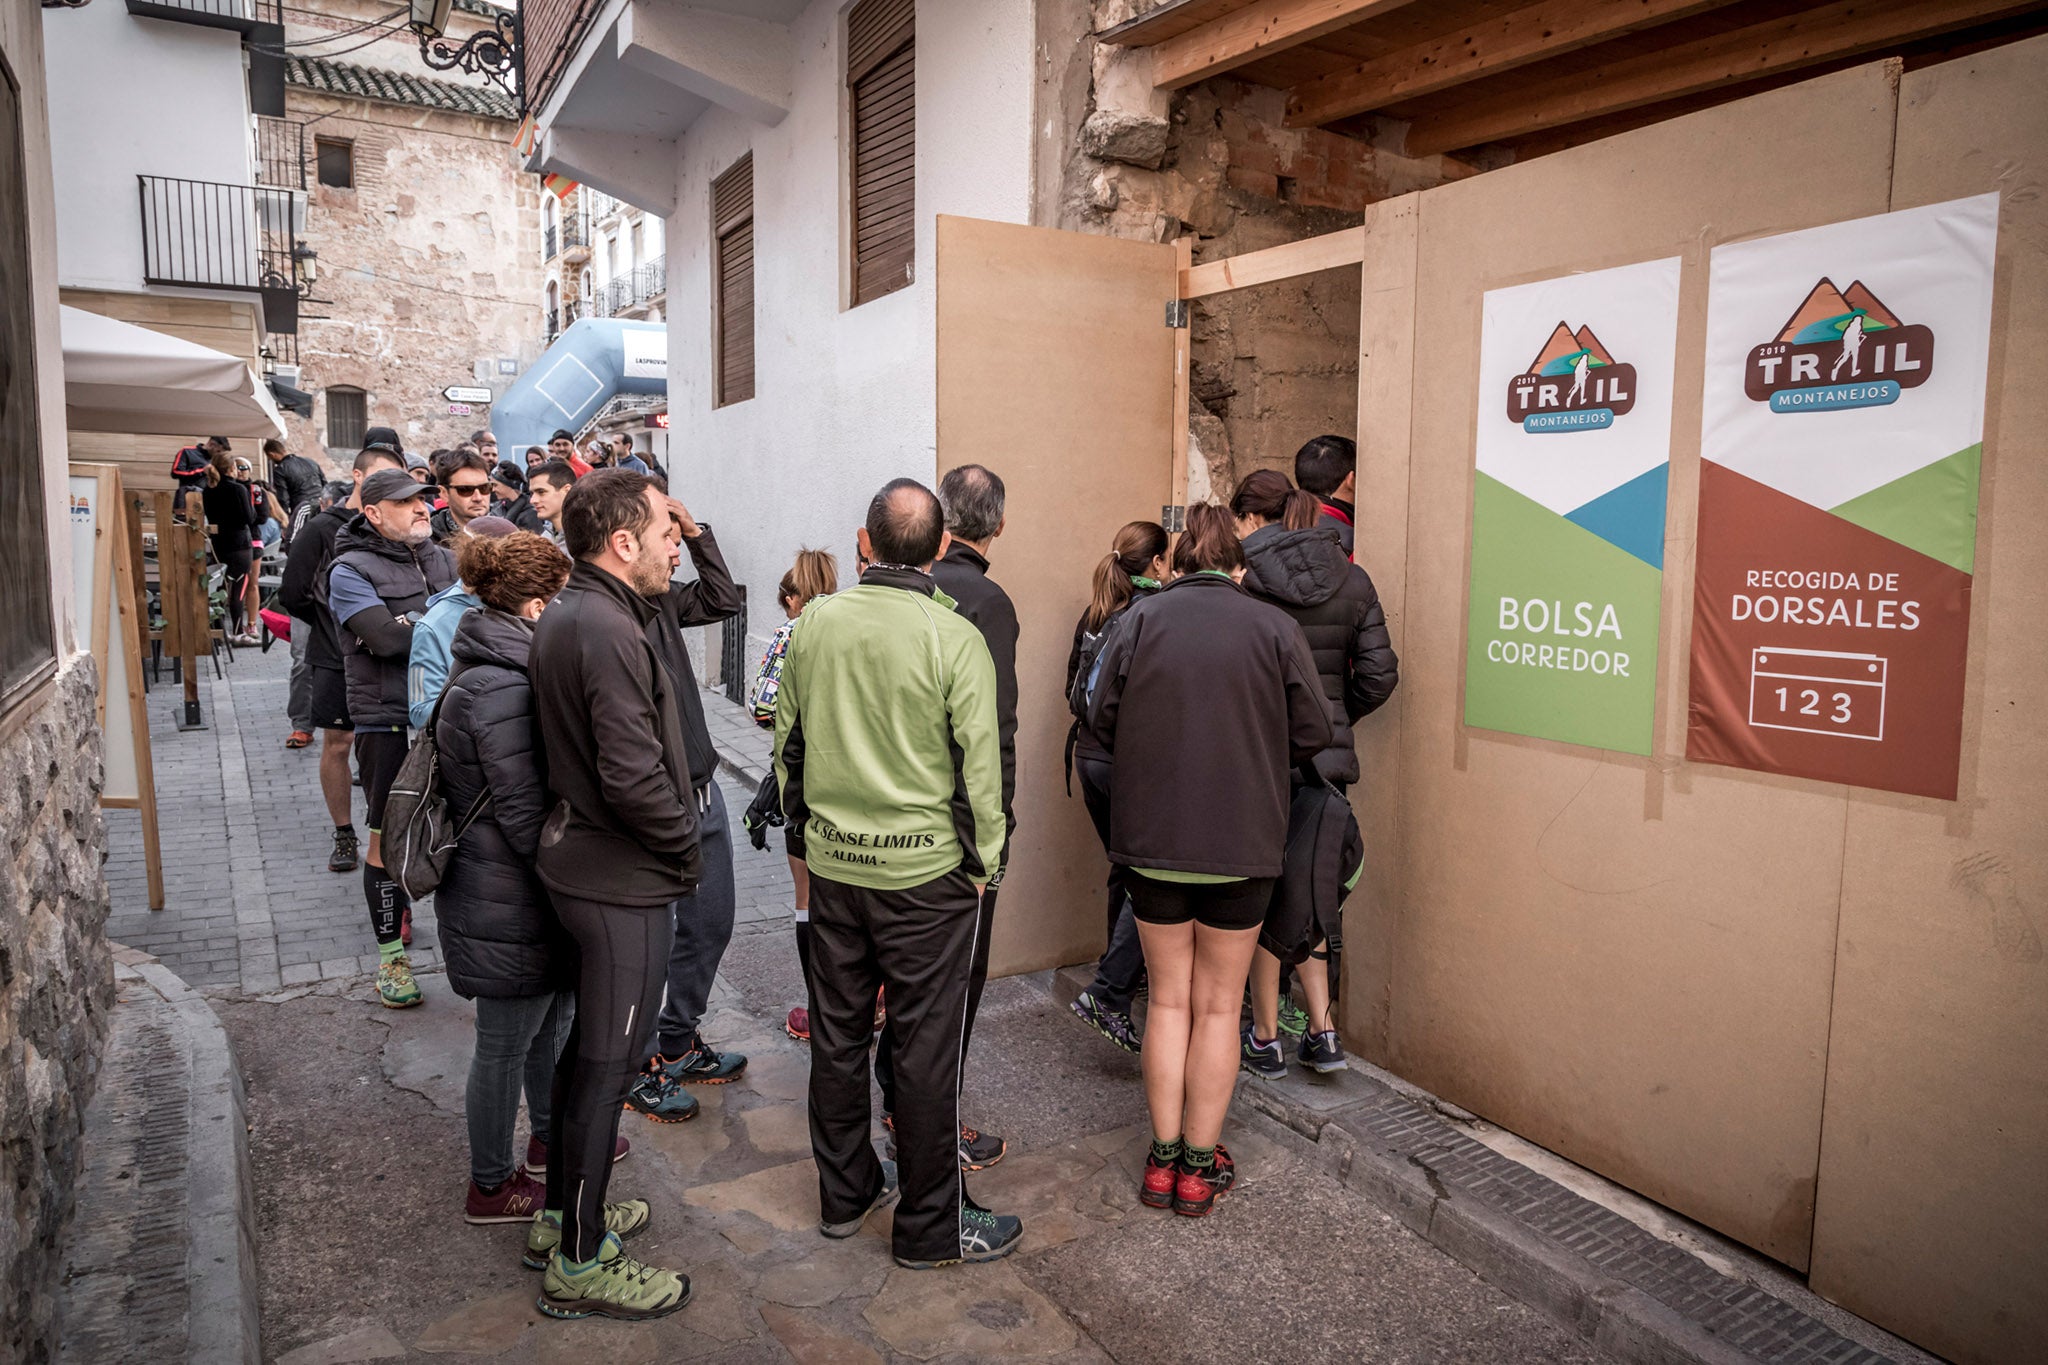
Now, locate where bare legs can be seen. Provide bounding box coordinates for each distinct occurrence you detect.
[1249,942,1336,1040]
[319,728,353,827]
[1136,919,1261,1149]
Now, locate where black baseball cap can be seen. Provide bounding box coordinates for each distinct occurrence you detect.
[360,468,435,505]
[361,425,405,456]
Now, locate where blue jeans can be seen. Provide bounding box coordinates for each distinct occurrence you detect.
[1088,900,1145,1014]
[654,781,737,1057]
[466,990,572,1187]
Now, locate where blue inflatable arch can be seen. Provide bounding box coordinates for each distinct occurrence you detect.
[491,318,667,454]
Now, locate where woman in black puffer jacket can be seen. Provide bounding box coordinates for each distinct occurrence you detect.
[434,530,578,1221]
[1232,469,1399,1079]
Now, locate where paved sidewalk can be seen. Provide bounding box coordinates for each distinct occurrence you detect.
[103,644,792,998]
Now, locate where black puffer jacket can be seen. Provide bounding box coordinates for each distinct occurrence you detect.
[434,608,567,999]
[1240,524,1398,785]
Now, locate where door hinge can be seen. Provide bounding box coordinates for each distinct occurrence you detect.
[1165,299,1189,328]
[1162,505,1186,533]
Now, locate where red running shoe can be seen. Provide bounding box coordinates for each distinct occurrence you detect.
[1140,1152,1177,1209]
[1172,1144,1236,1218]
[465,1168,546,1224]
[525,1134,630,1175]
[785,1006,810,1041]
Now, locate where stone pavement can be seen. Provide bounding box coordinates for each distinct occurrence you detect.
[103,643,793,999]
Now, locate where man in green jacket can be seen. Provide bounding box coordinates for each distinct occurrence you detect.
[774,478,1023,1269]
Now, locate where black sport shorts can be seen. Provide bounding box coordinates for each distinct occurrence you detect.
[309,664,352,732]
[1127,875,1276,932]
[353,730,410,832]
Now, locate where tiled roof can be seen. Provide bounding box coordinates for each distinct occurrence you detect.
[285,54,518,121]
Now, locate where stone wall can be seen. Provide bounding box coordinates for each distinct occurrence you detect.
[281,90,542,471]
[0,657,115,1363]
[1049,4,1491,492]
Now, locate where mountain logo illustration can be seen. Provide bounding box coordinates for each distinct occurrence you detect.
[1505,321,1638,433]
[1744,277,1934,413]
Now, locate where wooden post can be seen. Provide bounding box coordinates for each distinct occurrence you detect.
[169,509,208,730]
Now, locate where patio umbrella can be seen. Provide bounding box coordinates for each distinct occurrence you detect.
[60,304,287,439]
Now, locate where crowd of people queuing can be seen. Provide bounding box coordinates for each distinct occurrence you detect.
[242,417,1393,1321]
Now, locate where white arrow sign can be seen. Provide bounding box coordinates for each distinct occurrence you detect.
[443,385,494,404]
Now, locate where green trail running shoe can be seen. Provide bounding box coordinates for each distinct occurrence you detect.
[537,1232,690,1321]
[1276,996,1310,1038]
[522,1201,653,1270]
[376,955,422,1008]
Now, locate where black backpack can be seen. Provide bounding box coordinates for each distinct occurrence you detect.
[383,683,490,899]
[1067,603,1136,723]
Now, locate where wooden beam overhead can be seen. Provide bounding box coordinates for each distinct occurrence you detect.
[1401,0,2046,155]
[1284,0,1743,127]
[1181,226,1365,298]
[1097,0,1265,48]
[1154,0,1425,89]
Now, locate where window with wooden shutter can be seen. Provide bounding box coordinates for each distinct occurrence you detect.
[847,0,912,307]
[712,153,755,407]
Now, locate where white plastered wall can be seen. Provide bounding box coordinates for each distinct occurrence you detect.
[43,1,255,293]
[660,0,1036,646]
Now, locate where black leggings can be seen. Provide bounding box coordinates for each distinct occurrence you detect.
[218,543,252,634]
[544,894,669,1263]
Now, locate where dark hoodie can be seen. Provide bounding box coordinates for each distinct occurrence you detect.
[1239,524,1398,786]
[434,608,568,999]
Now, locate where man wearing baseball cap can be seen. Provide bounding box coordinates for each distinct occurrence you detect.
[327,467,457,1007]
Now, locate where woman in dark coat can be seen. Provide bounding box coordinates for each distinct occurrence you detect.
[200,449,264,645]
[434,530,577,1222]
[1088,504,1331,1219]
[1232,469,1398,1079]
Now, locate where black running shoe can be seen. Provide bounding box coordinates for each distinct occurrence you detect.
[1070,991,1141,1053]
[1240,1028,1286,1080]
[958,1124,1006,1171]
[1298,1029,1349,1075]
[328,826,359,873]
[653,1036,747,1085]
[894,1204,1024,1269]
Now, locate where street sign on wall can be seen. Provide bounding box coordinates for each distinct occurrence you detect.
[444,385,493,404]
[1686,193,1998,799]
[1464,256,1682,755]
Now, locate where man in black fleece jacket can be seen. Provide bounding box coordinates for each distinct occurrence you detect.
[528,468,696,1318]
[636,483,750,1098]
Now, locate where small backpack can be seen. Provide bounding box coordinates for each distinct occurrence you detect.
[383,683,490,899]
[1066,604,1136,723]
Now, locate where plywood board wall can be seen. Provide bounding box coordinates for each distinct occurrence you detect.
[1351,63,1901,1266]
[934,215,1178,976]
[1806,35,2048,1365]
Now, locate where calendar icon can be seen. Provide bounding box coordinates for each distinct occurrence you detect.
[1747,648,1886,741]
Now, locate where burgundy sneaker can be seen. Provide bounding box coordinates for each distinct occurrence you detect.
[785,1006,811,1041]
[524,1135,630,1176]
[1172,1144,1236,1219]
[465,1168,545,1224]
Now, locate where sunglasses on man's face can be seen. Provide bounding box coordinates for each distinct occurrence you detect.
[447,481,492,497]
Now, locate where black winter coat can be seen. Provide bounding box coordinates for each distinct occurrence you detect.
[933,542,1019,829]
[1088,572,1331,877]
[434,608,567,998]
[279,503,349,667]
[1240,524,1398,786]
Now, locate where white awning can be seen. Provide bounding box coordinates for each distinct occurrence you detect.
[60,304,287,440]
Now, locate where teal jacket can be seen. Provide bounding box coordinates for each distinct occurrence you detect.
[774,568,1004,891]
[408,582,479,729]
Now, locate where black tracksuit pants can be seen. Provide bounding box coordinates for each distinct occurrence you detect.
[544,894,669,1264]
[872,883,998,1115]
[807,866,979,1264]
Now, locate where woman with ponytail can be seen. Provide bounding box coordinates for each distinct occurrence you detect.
[1230,468,1398,1080]
[746,548,840,1041]
[1087,503,1331,1218]
[1064,522,1168,1053]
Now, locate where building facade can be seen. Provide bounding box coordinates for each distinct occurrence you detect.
[541,187,669,461]
[278,0,541,468]
[43,0,300,489]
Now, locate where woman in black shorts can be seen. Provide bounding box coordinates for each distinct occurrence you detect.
[1086,503,1330,1217]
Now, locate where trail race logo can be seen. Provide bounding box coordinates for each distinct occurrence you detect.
[1504,322,1638,433]
[1744,278,1935,413]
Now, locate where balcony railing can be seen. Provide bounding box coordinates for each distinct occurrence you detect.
[125,0,270,33]
[138,175,304,332]
[542,216,589,263]
[256,116,305,191]
[590,256,666,318]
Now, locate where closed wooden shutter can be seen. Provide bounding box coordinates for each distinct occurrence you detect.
[712,154,754,407]
[848,0,913,307]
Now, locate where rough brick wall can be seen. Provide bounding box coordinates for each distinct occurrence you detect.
[0,658,115,1363]
[281,91,542,471]
[1054,6,1490,492]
